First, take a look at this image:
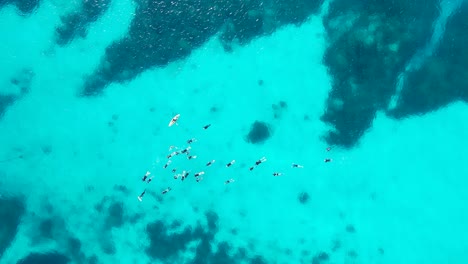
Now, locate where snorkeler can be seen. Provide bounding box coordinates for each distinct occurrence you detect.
[226,160,235,167]
[167,151,179,159]
[163,160,172,169]
[187,138,197,144]
[292,163,304,168]
[147,176,154,183]
[194,171,205,177]
[249,157,267,171]
[326,147,331,152]
[224,179,235,184]
[162,187,171,194]
[203,124,211,130]
[255,157,267,166]
[196,177,203,183]
[187,155,197,160]
[168,114,180,127]
[181,146,191,154]
[137,189,146,202]
[142,171,151,181]
[180,171,189,181]
[174,174,180,180]
[324,158,332,163]
[172,168,177,173]
[206,160,215,166]
[273,172,282,177]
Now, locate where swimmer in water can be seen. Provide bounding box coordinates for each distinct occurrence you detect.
[206,160,215,166]
[167,151,179,159]
[147,176,154,183]
[172,168,177,173]
[225,179,235,184]
[187,155,197,160]
[194,171,205,177]
[187,138,197,144]
[226,160,235,167]
[142,171,150,181]
[324,158,332,163]
[162,187,171,195]
[326,147,331,152]
[203,124,211,130]
[137,189,146,202]
[292,163,304,168]
[273,172,282,177]
[169,145,178,151]
[250,157,267,171]
[180,171,189,181]
[196,176,203,183]
[181,146,191,154]
[163,160,172,169]
[174,174,180,180]
[168,114,180,127]
[255,157,267,166]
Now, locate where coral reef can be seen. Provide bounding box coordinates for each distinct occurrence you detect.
[390,1,468,117]
[321,0,440,148]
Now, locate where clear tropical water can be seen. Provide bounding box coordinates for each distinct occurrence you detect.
[1,0,468,263]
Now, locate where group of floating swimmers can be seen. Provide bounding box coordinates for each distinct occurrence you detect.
[137,114,332,202]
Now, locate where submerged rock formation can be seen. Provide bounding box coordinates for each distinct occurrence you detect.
[0,196,25,258]
[56,0,111,45]
[389,1,468,117]
[321,0,440,148]
[0,0,40,15]
[82,0,324,96]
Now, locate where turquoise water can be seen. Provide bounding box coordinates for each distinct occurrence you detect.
[1,0,468,263]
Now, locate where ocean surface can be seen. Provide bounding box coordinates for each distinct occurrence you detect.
[1,0,468,263]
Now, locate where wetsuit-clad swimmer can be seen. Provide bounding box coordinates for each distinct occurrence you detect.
[324,158,332,163]
[250,157,267,170]
[273,172,282,177]
[203,124,211,130]
[206,160,215,166]
[194,171,205,177]
[167,151,179,159]
[162,187,171,194]
[226,160,235,167]
[163,160,171,169]
[292,163,304,168]
[142,171,150,181]
[187,155,197,160]
[255,157,267,166]
[187,138,196,144]
[137,189,146,202]
[225,179,235,184]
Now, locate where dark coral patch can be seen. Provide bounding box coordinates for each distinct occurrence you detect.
[0,0,40,15]
[321,0,440,148]
[81,0,324,95]
[56,0,111,45]
[16,252,70,264]
[146,211,266,263]
[0,95,16,119]
[312,251,330,264]
[298,192,310,204]
[0,196,25,257]
[106,201,124,228]
[389,1,468,118]
[345,224,355,233]
[246,121,271,144]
